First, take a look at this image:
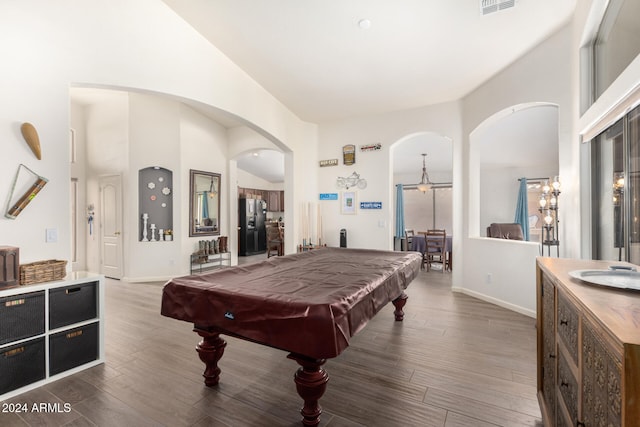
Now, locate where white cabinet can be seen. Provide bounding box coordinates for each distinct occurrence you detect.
[0,272,104,400]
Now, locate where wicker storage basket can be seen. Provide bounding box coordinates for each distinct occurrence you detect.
[20,260,67,286]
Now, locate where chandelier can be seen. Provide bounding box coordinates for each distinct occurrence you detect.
[416,154,433,192]
[208,176,217,198]
[336,172,367,190]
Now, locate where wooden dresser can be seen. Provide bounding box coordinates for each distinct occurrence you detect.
[536,258,640,426]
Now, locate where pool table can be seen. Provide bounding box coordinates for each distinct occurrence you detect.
[161,247,421,426]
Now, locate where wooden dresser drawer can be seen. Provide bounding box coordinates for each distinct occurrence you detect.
[557,292,579,363]
[540,276,557,424]
[557,350,579,426]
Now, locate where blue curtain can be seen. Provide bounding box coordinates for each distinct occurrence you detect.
[395,184,405,238]
[514,178,530,241]
[201,192,209,219]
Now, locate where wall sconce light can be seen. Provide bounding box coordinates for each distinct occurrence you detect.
[336,172,367,190]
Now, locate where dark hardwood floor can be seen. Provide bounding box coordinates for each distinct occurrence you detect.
[1,262,542,426]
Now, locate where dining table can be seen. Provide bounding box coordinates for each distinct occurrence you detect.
[411,234,453,271]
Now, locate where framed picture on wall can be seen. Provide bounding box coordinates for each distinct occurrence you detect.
[341,191,357,215]
[342,144,355,165]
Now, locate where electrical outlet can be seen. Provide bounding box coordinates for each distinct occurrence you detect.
[46,228,58,243]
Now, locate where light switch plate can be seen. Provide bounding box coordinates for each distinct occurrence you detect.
[46,228,58,243]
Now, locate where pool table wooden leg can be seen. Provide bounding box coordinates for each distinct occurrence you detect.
[287,354,328,427]
[194,327,227,386]
[392,292,408,321]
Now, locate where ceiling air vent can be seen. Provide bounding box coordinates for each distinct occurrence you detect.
[480,0,515,15]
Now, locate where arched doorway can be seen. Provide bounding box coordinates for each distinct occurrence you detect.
[469,103,559,240]
[390,131,453,251]
[461,102,559,316]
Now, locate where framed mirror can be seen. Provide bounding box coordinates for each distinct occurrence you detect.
[189,169,221,237]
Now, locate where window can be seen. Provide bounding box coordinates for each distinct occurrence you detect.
[403,186,452,233]
[592,0,640,101]
[591,105,640,262]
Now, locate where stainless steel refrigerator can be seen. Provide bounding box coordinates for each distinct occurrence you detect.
[238,198,267,256]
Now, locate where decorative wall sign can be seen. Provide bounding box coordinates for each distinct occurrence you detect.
[336,172,367,190]
[360,202,382,209]
[343,144,356,165]
[341,191,357,214]
[319,159,338,167]
[360,143,382,152]
[319,193,338,200]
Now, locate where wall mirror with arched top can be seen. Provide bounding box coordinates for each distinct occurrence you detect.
[189,169,221,237]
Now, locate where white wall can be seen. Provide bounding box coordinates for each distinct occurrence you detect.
[4,1,637,317]
[125,94,181,280]
[464,238,541,316]
[81,92,231,281]
[480,165,558,234]
[83,93,129,274]
[227,124,318,255]
[458,24,574,315]
[179,104,229,277]
[0,0,315,278]
[70,103,88,271]
[458,0,640,315]
[237,170,283,191]
[317,101,463,250]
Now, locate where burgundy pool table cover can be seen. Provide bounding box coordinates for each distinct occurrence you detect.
[161,247,422,359]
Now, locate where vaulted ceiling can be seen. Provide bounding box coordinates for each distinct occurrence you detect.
[162,0,574,181]
[162,0,576,123]
[72,2,576,182]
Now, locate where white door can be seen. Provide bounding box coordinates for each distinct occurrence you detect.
[100,175,123,279]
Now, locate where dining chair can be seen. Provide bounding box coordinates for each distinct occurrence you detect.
[404,229,415,251]
[422,229,447,272]
[266,224,283,258]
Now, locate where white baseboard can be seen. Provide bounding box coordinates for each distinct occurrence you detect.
[451,286,536,318]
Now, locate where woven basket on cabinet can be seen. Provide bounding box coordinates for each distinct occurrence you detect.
[19,260,67,285]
